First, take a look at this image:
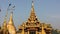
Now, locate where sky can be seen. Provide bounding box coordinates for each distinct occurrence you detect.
[0,0,60,29]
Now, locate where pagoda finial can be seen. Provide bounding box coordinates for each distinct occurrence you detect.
[32,0,34,7]
[2,6,8,28]
[31,0,34,12]
[8,0,15,25]
[29,0,36,21]
[27,0,39,23]
[2,15,8,34]
[3,15,7,24]
[7,11,16,34]
[3,15,7,29]
[8,11,13,25]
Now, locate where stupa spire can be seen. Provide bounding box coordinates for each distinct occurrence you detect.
[8,11,13,25]
[3,15,7,29]
[2,7,8,29]
[26,0,39,23]
[7,11,16,34]
[29,0,37,22]
[2,13,8,34]
[30,0,35,17]
[3,16,7,24]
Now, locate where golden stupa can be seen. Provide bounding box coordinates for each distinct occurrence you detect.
[0,0,60,34]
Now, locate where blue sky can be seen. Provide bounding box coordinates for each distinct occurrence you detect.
[0,0,60,29]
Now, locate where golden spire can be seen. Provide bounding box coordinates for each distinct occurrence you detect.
[30,0,35,18]
[27,0,38,23]
[7,11,16,34]
[3,15,7,29]
[2,14,8,34]
[25,0,41,24]
[8,11,14,25]
[3,5,8,27]
[3,7,8,28]
[3,16,7,25]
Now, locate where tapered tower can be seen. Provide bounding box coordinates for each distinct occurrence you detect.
[2,15,7,30]
[2,8,9,34]
[7,12,16,34]
[27,0,40,24]
[18,0,52,34]
[2,15,8,34]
